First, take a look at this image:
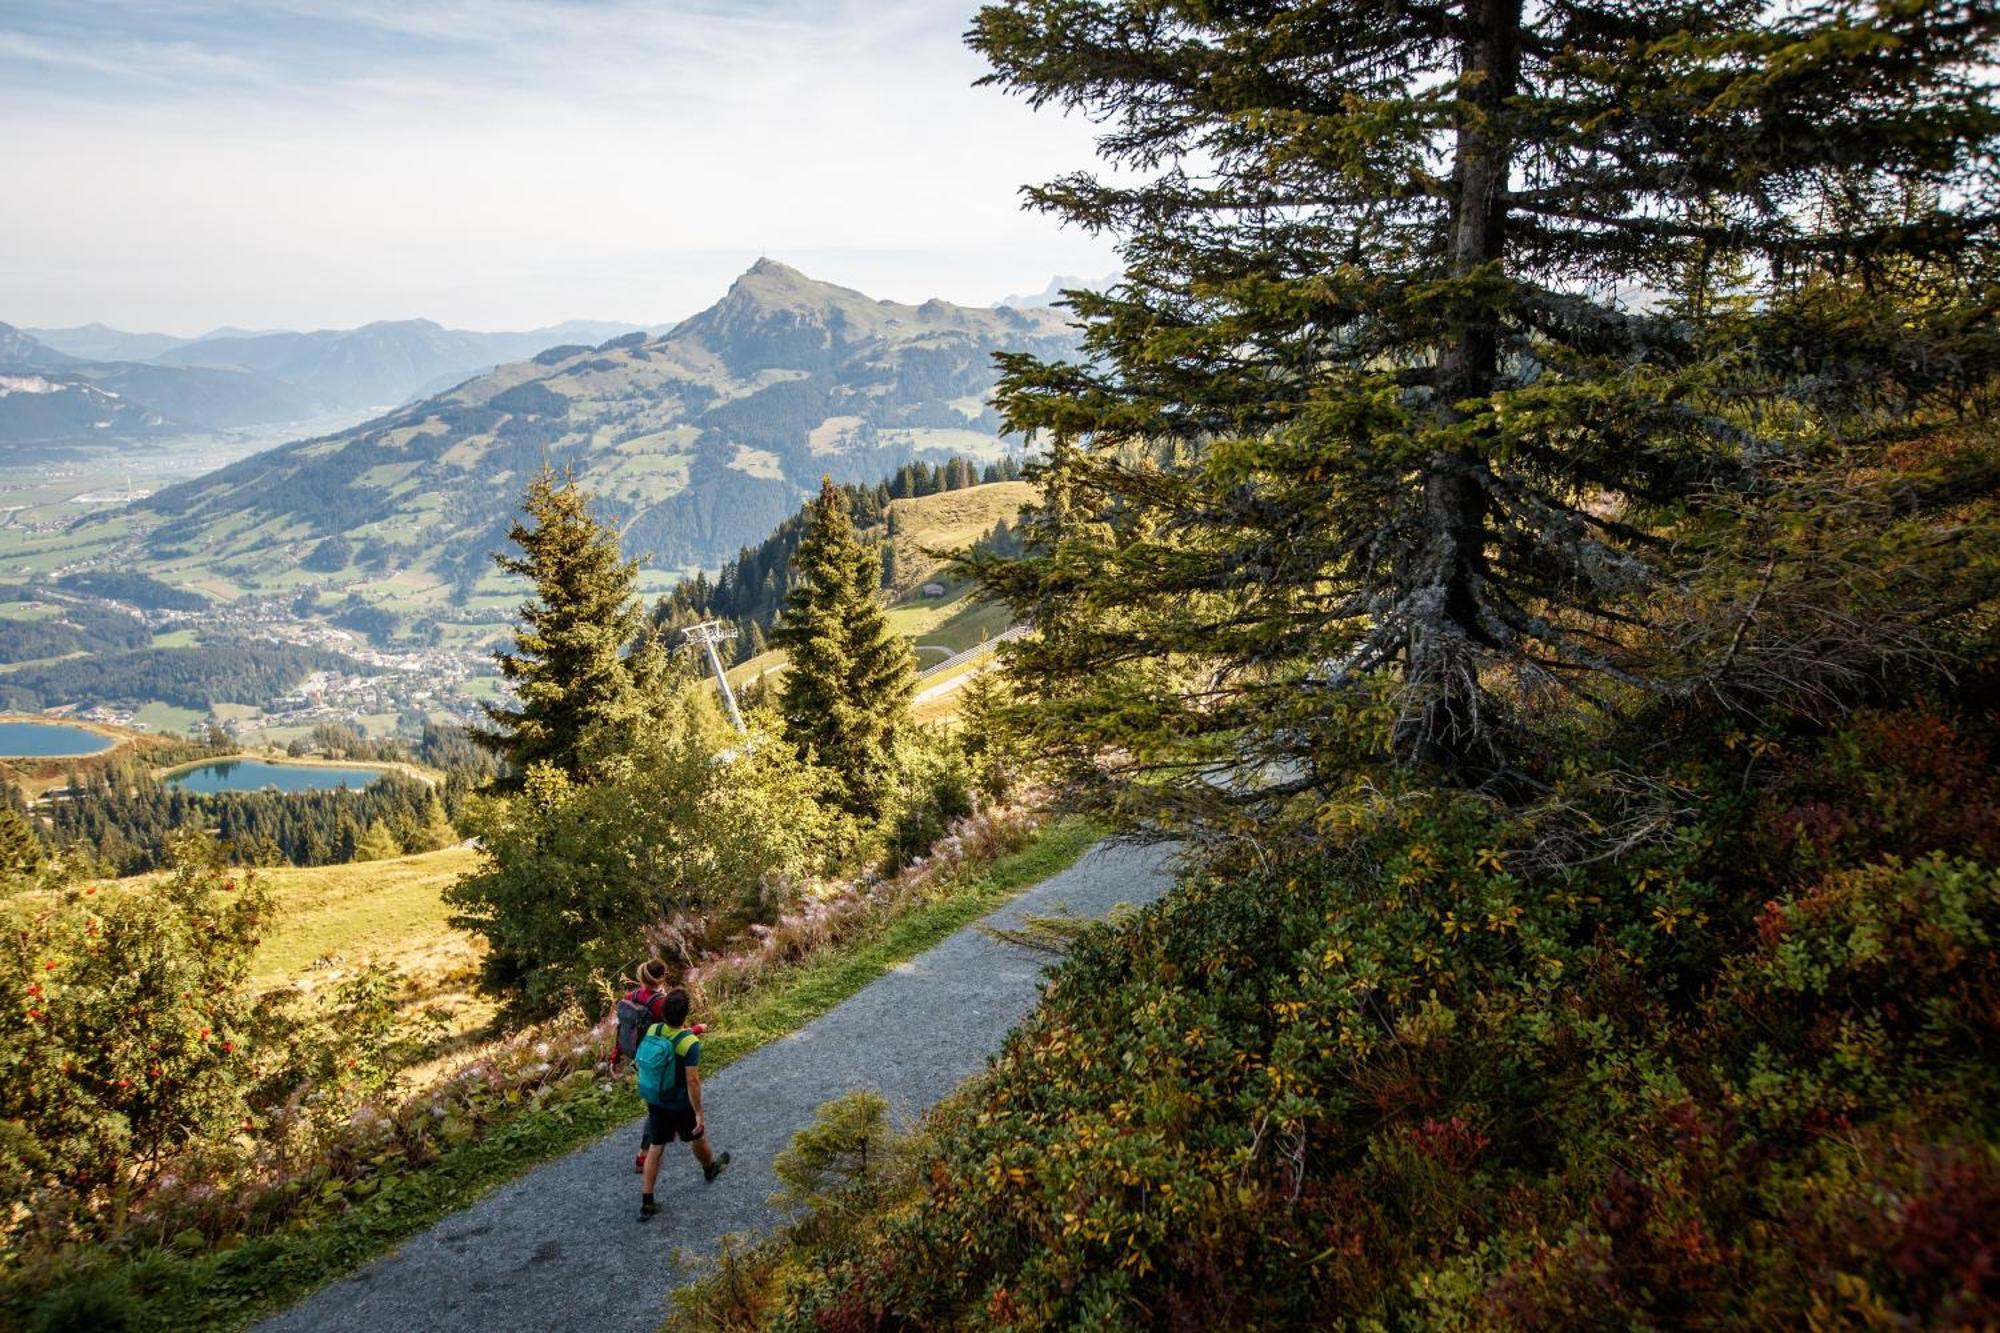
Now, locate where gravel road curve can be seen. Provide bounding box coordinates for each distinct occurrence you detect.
[255,838,1178,1333]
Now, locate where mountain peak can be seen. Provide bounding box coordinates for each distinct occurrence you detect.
[724,257,852,307]
[675,258,1072,375]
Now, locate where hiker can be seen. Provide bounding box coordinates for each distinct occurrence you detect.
[636,987,730,1219]
[613,960,673,1174]
[615,961,710,1175]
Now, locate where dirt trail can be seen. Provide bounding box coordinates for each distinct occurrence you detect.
[254,840,1178,1333]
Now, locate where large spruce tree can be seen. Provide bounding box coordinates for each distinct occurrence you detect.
[968,0,1998,791]
[479,466,664,780]
[778,477,915,816]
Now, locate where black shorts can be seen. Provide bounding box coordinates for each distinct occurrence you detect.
[645,1102,700,1144]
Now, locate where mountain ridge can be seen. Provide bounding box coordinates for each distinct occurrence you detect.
[152,317,649,410]
[114,260,1075,603]
[0,321,319,444]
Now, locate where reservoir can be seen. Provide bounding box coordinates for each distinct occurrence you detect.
[165,758,388,794]
[0,720,118,758]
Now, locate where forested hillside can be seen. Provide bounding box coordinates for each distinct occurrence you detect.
[652,454,1026,659]
[0,641,360,713]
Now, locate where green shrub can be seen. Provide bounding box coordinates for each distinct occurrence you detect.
[724,707,2000,1329]
[28,1273,133,1333]
[449,694,845,1018]
[883,729,974,871]
[771,1091,905,1232]
[0,833,268,1255]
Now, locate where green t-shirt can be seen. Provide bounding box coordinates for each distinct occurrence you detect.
[659,1031,700,1110]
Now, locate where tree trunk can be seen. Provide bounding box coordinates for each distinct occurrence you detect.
[1402,0,1522,773]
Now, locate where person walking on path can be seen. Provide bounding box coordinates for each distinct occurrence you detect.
[636,987,729,1219]
[613,960,672,1174]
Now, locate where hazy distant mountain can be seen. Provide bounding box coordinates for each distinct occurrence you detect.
[25,323,194,363]
[155,318,647,410]
[0,324,81,369]
[0,369,172,445]
[998,272,1117,309]
[0,321,318,445]
[129,259,1075,587]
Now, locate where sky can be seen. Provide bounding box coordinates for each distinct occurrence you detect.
[0,0,1122,335]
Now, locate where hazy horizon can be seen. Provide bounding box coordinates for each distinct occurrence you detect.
[0,1,1120,335]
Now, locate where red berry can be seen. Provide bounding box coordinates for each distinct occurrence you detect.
[221,1041,234,1054]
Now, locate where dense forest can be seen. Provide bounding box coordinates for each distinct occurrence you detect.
[30,723,493,873]
[53,571,210,612]
[42,760,455,873]
[0,600,150,664]
[0,640,360,711]
[651,453,1023,660]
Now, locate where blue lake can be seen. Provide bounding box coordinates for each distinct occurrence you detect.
[165,759,387,794]
[0,720,118,758]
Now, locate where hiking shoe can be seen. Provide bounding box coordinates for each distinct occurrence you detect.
[633,1152,646,1175]
[703,1152,732,1183]
[639,1198,659,1221]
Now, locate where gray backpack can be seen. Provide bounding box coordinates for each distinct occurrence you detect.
[615,988,660,1060]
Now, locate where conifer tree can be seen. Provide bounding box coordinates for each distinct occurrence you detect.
[479,466,665,781]
[778,477,916,816]
[0,802,42,882]
[968,0,1999,787]
[407,794,459,854]
[352,819,401,863]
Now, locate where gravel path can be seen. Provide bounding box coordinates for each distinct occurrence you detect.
[256,839,1178,1333]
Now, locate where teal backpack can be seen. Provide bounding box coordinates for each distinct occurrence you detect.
[634,1024,696,1106]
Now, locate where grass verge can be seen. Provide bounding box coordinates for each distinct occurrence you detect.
[52,817,1100,1333]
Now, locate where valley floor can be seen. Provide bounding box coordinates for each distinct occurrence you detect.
[250,839,1177,1333]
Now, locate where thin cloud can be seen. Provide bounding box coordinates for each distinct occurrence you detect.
[0,0,1118,333]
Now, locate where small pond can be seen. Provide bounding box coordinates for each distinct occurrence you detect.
[0,720,118,758]
[165,758,387,794]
